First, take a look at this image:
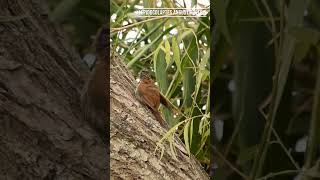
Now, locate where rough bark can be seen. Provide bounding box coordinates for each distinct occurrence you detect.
[110,55,209,180]
[0,0,209,179]
[0,0,107,179]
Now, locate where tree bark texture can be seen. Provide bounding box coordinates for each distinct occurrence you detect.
[110,55,209,180]
[0,0,107,179]
[0,0,209,179]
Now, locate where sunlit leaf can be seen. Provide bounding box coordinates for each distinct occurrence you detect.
[172,37,182,74]
[184,120,191,155]
[164,39,171,68]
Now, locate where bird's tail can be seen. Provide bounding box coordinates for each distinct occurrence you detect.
[150,108,167,128]
[159,93,181,115]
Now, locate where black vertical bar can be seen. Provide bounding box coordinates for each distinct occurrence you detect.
[210,1,216,178]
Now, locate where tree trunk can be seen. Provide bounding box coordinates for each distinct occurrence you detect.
[0,0,209,179]
[0,0,107,179]
[110,55,209,180]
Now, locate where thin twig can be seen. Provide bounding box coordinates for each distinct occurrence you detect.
[256,170,301,180]
[250,0,282,178]
[259,105,300,170]
[272,129,300,170]
[111,16,166,32]
[212,145,249,180]
[302,48,320,180]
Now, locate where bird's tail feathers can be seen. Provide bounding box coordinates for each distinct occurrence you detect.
[150,108,167,128]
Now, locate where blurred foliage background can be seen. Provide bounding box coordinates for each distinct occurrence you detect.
[110,0,210,173]
[213,0,320,179]
[47,0,105,56]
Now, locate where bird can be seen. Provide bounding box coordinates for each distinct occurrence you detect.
[81,26,108,143]
[135,70,174,128]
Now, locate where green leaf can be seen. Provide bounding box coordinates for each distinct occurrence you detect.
[195,50,209,99]
[198,115,208,135]
[197,128,209,155]
[169,135,178,160]
[293,42,310,63]
[304,45,320,170]
[154,46,168,92]
[160,146,165,160]
[143,0,156,8]
[289,27,320,45]
[181,35,197,108]
[172,37,182,74]
[191,0,197,7]
[164,39,171,68]
[274,0,308,114]
[127,25,176,68]
[184,120,191,155]
[213,0,232,45]
[190,119,194,149]
[123,20,168,58]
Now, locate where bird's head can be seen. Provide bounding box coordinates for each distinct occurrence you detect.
[139,69,152,81]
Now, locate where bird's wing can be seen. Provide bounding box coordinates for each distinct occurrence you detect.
[137,83,160,109]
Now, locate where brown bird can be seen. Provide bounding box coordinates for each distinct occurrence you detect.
[135,70,172,128]
[81,26,108,143]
